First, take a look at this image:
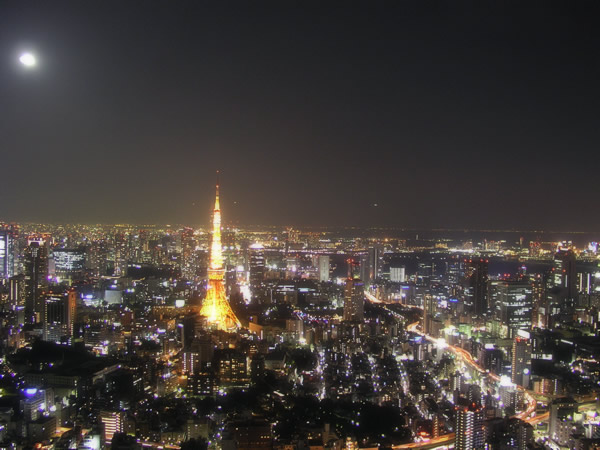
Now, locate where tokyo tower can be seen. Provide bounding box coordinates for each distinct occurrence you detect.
[199,179,241,331]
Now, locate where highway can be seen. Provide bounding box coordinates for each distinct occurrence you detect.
[392,433,455,449]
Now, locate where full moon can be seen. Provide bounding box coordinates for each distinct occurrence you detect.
[19,52,37,67]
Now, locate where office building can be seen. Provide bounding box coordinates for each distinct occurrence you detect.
[24,241,48,324]
[463,258,489,316]
[318,255,330,282]
[390,266,406,283]
[52,247,86,283]
[9,274,25,310]
[511,337,532,388]
[497,281,533,335]
[368,245,384,283]
[0,229,14,279]
[249,244,265,288]
[553,250,577,300]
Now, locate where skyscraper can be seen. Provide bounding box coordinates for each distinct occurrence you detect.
[390,266,405,283]
[42,288,76,342]
[199,180,241,331]
[52,247,86,283]
[368,244,384,283]
[455,400,485,450]
[317,255,330,282]
[9,274,25,310]
[463,258,489,316]
[43,295,67,342]
[343,278,364,322]
[67,288,77,338]
[423,294,435,335]
[511,336,532,387]
[0,229,14,279]
[249,244,265,288]
[497,281,533,335]
[180,227,196,279]
[552,250,577,300]
[24,241,48,324]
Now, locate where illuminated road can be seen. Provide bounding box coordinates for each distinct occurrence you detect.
[392,433,455,449]
[406,320,539,425]
[365,291,384,304]
[366,290,545,447]
[365,291,422,309]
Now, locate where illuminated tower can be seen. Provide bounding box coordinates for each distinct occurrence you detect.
[199,180,241,331]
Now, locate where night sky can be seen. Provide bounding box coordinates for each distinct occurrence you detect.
[1,2,599,230]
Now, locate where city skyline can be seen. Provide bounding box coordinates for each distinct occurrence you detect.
[1,2,599,229]
[2,2,600,448]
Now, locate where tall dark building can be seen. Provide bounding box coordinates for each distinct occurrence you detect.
[423,294,436,335]
[343,278,364,322]
[180,227,196,279]
[249,244,265,288]
[552,250,577,300]
[42,289,77,342]
[43,295,66,342]
[463,258,489,316]
[24,241,48,324]
[344,258,364,322]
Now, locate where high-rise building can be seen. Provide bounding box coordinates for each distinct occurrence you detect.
[343,277,364,322]
[180,227,196,279]
[218,351,248,386]
[199,180,241,331]
[24,241,48,324]
[359,253,370,285]
[249,244,265,288]
[43,295,67,342]
[368,245,384,283]
[0,229,14,279]
[497,281,533,335]
[417,259,434,286]
[506,418,534,450]
[67,288,77,338]
[549,398,576,447]
[9,274,25,309]
[99,410,124,446]
[52,247,86,283]
[463,258,489,316]
[455,399,485,450]
[511,336,532,387]
[552,250,577,300]
[88,239,109,277]
[42,289,76,342]
[318,255,330,282]
[390,266,406,283]
[423,294,436,335]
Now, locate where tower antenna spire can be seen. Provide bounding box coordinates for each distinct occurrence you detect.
[200,175,240,331]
